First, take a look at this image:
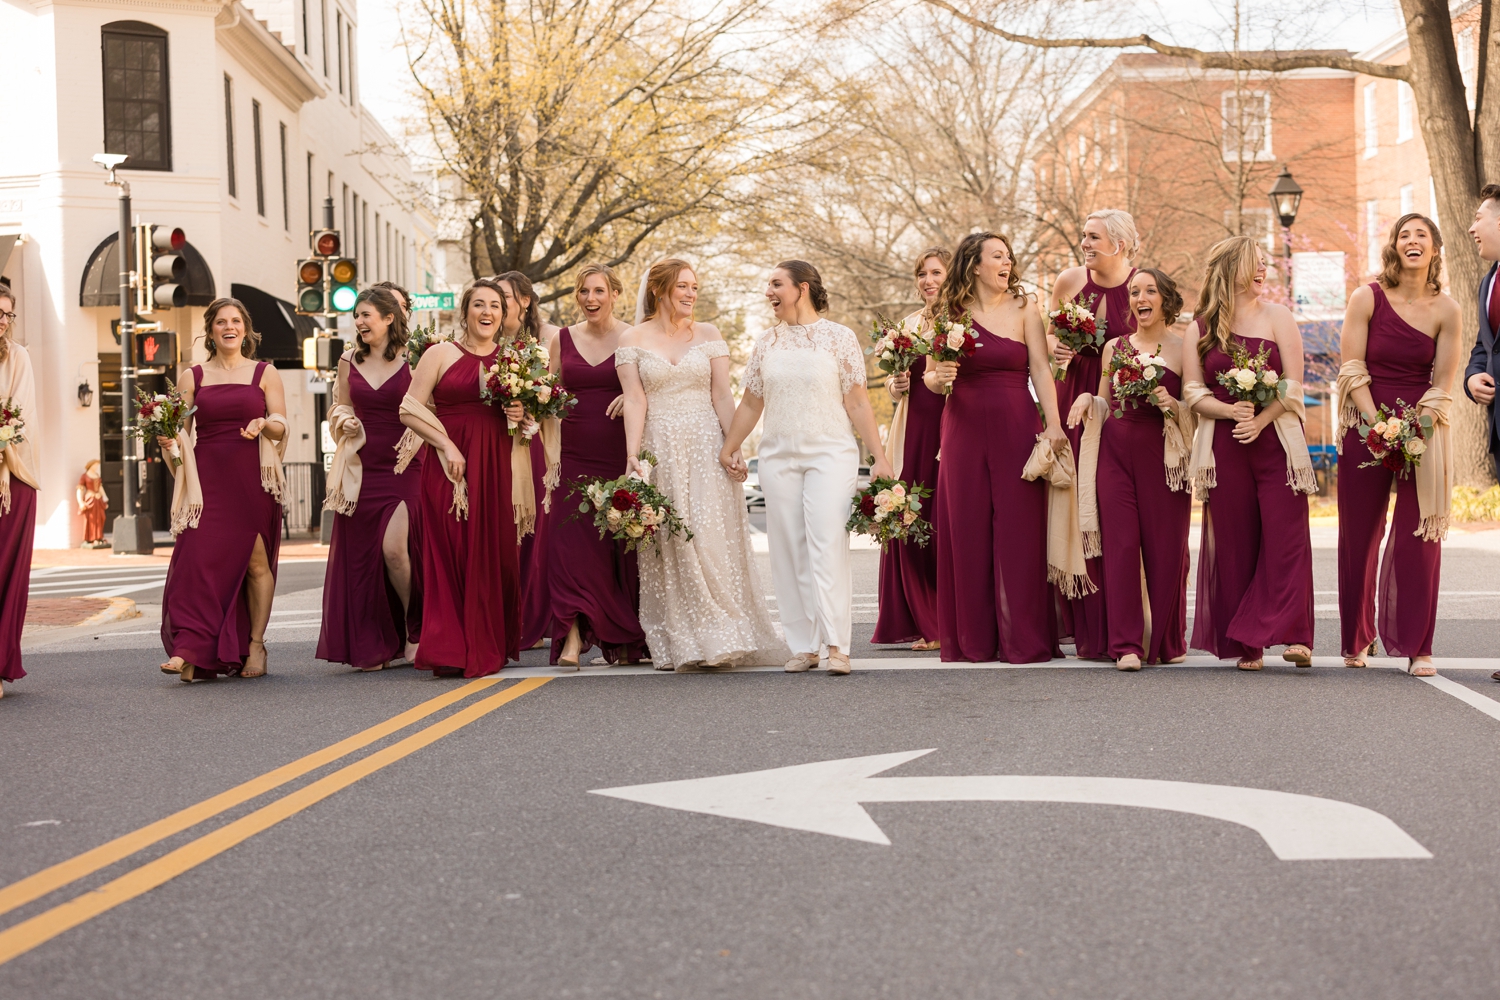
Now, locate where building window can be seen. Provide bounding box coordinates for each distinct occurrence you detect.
[251,99,265,216]
[1397,81,1414,143]
[1234,207,1275,253]
[374,211,381,278]
[347,23,356,103]
[1400,183,1414,215]
[279,122,290,230]
[1363,82,1378,159]
[101,22,172,171]
[336,11,344,95]
[307,153,315,232]
[1459,28,1478,109]
[1366,200,1381,274]
[1221,90,1272,162]
[1430,176,1441,232]
[1107,113,1119,171]
[223,74,237,198]
[320,0,329,77]
[300,0,310,59]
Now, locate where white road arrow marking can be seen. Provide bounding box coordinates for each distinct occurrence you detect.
[591,749,1432,861]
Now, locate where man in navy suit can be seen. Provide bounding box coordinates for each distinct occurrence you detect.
[1462,183,1500,679]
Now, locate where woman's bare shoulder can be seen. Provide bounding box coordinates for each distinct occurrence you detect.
[693,322,724,343]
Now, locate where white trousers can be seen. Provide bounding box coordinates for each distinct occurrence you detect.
[759,435,859,654]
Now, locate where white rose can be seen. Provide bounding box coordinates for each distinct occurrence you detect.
[891,483,906,499]
[1141,365,1157,381]
[881,351,894,361]
[1261,369,1278,386]
[536,384,552,403]
[903,510,917,524]
[606,508,623,527]
[946,330,966,351]
[509,362,520,372]
[625,522,645,538]
[874,508,888,521]
[0,426,14,442]
[1406,438,1427,456]
[1382,422,1402,441]
[1234,370,1257,390]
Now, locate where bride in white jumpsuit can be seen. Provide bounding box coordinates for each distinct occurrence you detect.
[720,261,894,675]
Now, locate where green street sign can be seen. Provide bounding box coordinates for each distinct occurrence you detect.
[408,292,455,311]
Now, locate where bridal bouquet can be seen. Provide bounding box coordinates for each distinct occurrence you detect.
[132,381,193,442]
[0,397,24,447]
[846,477,933,549]
[1049,296,1104,380]
[1216,338,1287,408]
[867,315,926,376]
[925,313,981,396]
[574,452,692,553]
[406,322,448,370]
[1107,341,1172,419]
[1358,400,1431,477]
[481,338,577,433]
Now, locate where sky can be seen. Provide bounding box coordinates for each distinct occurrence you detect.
[356,0,1409,137]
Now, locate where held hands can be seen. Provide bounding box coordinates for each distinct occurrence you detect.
[240,418,267,440]
[888,371,910,398]
[1151,387,1177,414]
[1066,393,1092,429]
[605,394,626,419]
[932,360,960,387]
[1470,372,1497,405]
[718,447,749,482]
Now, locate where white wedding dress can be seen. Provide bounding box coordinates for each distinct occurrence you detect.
[615,341,788,668]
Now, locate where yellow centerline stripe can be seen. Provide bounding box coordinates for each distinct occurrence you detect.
[0,676,550,966]
[0,676,504,920]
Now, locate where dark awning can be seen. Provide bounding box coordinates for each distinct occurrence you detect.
[78,231,216,307]
[230,282,320,361]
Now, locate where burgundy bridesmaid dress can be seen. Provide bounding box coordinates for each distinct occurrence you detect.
[0,481,36,684]
[160,363,282,676]
[317,363,424,668]
[935,326,1059,663]
[1337,283,1440,657]
[518,433,550,649]
[1193,331,1314,660]
[1055,270,1135,657]
[416,345,520,676]
[873,355,943,645]
[544,328,646,664]
[1097,357,1191,662]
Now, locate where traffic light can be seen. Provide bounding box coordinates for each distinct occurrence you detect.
[133,328,178,369]
[330,257,358,312]
[312,229,340,258]
[302,335,345,371]
[137,224,186,313]
[296,258,325,315]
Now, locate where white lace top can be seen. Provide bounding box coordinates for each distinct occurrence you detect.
[743,319,865,448]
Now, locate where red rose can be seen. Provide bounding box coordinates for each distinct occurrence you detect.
[611,489,637,511]
[1382,452,1405,472]
[1365,430,1384,453]
[1082,318,1095,334]
[860,495,876,517]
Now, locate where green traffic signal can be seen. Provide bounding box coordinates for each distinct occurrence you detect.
[331,284,358,312]
[299,287,324,312]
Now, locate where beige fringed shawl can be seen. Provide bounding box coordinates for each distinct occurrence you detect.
[0,343,39,516]
[1021,436,1097,599]
[399,393,468,519]
[512,432,536,538]
[166,409,287,536]
[1184,380,1316,500]
[323,360,364,515]
[1335,360,1452,540]
[540,417,562,512]
[884,314,927,480]
[1076,392,1194,555]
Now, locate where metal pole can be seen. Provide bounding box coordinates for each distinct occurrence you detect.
[110,178,151,553]
[1283,226,1294,297]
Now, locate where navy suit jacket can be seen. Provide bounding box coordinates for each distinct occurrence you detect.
[1463,261,1500,452]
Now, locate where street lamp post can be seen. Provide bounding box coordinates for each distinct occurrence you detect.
[1268,165,1304,303]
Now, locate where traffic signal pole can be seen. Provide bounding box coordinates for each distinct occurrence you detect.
[107,168,152,554]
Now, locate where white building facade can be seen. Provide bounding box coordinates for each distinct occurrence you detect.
[0,0,438,547]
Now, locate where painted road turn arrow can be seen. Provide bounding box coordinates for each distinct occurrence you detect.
[591,749,1432,861]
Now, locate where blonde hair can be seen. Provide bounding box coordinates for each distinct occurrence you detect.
[642,258,693,321]
[1194,236,1263,360]
[1378,213,1444,293]
[577,263,623,296]
[1085,209,1140,260]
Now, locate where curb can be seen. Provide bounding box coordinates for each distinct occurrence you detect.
[79,597,140,628]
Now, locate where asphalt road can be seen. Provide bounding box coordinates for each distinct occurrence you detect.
[5,526,1500,998]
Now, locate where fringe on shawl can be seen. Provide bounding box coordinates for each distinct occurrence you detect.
[259,414,289,504]
[1414,387,1453,542]
[398,394,468,520]
[512,434,536,538]
[166,430,203,535]
[541,417,562,513]
[393,428,422,473]
[1334,360,1371,456]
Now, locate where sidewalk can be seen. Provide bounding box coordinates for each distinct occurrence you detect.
[22,595,140,642]
[30,538,330,569]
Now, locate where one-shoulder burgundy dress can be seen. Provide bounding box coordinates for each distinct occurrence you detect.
[873,355,943,645]
[416,345,520,675]
[1097,349,1191,662]
[1337,283,1441,658]
[1055,270,1135,657]
[519,431,551,649]
[544,328,646,663]
[935,327,1059,663]
[1193,332,1314,660]
[317,362,424,668]
[160,363,282,676]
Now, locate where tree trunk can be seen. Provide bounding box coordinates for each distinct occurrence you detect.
[1402,0,1495,485]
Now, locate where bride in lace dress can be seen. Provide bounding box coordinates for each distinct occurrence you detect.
[615,259,787,670]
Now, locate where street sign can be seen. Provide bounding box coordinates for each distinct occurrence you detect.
[408,292,455,311]
[592,749,1433,860]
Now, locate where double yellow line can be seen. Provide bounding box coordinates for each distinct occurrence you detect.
[0,675,550,965]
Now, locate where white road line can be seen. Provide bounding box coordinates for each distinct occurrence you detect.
[83,582,173,598]
[28,572,167,588]
[1420,674,1500,723]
